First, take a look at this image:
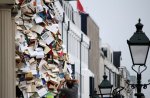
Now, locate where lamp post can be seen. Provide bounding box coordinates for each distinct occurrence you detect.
[90,74,124,98]
[98,74,113,98]
[91,65,124,98]
[127,19,150,98]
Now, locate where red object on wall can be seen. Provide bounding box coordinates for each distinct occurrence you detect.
[77,0,85,13]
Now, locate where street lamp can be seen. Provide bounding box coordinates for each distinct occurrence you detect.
[127,19,150,66]
[98,74,113,98]
[127,19,150,98]
[90,73,124,98]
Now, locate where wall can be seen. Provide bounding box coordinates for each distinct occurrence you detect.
[54,1,94,98]
[86,15,100,91]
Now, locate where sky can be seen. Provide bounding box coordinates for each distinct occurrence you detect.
[70,0,150,97]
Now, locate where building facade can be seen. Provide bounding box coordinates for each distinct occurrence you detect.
[100,44,121,97]
[73,10,101,95]
[54,1,94,98]
[86,15,101,92]
[0,0,94,98]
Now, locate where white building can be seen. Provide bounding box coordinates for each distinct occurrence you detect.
[53,1,94,98]
[100,44,121,97]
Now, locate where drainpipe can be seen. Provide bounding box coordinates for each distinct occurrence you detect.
[80,34,83,98]
[88,40,91,68]
[62,12,65,40]
[67,21,70,52]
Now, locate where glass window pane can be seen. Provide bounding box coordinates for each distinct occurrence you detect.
[100,88,111,95]
[130,46,149,64]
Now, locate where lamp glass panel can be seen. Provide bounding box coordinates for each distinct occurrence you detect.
[130,45,149,64]
[100,88,111,95]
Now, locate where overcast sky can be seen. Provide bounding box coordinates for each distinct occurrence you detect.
[71,0,150,97]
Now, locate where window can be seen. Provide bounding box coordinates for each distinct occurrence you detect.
[104,50,107,57]
[89,77,94,95]
[102,48,107,57]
